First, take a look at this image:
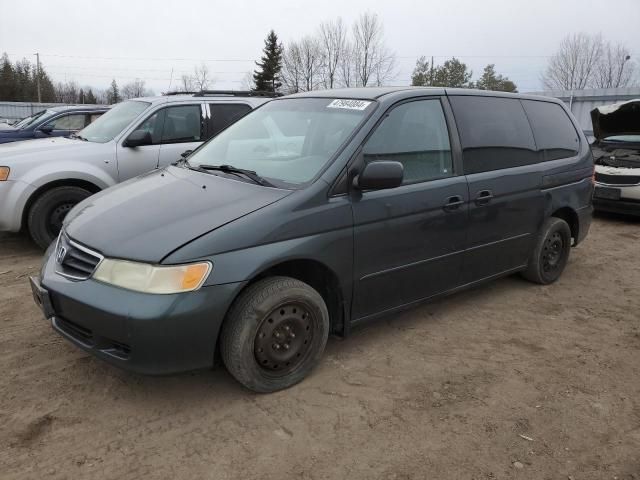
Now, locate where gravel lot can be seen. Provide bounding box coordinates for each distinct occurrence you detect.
[1,215,639,479]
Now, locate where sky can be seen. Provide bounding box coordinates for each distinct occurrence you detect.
[1,0,639,94]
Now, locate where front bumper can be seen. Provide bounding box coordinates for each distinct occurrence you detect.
[35,246,246,374]
[0,179,36,232]
[593,182,640,217]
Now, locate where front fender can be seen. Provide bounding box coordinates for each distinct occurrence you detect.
[22,162,117,191]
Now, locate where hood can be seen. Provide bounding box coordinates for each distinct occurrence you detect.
[591,99,640,140]
[0,136,91,157]
[64,166,292,263]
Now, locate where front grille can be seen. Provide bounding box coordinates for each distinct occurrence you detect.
[595,172,640,186]
[55,316,94,346]
[54,233,102,280]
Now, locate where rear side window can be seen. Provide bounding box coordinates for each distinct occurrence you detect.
[363,99,453,184]
[522,100,579,161]
[449,96,537,174]
[208,104,251,139]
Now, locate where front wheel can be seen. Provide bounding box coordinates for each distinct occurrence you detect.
[521,217,572,285]
[220,276,330,393]
[27,186,92,249]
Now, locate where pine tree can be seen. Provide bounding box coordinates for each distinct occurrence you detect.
[0,53,17,101]
[411,56,432,86]
[473,64,517,92]
[253,30,283,92]
[107,79,120,104]
[85,88,97,104]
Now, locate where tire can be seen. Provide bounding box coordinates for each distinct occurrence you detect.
[521,217,572,285]
[27,186,92,249]
[220,276,330,393]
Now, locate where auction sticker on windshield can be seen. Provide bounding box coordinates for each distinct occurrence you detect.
[327,99,372,110]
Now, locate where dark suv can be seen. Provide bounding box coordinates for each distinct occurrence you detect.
[31,88,593,392]
[0,105,108,144]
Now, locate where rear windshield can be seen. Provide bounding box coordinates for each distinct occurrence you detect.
[188,98,375,187]
[79,101,149,143]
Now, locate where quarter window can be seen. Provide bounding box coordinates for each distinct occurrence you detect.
[521,100,579,161]
[208,104,251,138]
[363,99,453,184]
[449,96,537,174]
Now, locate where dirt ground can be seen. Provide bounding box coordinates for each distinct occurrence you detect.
[0,214,639,480]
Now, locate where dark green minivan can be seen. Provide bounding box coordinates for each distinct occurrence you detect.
[30,87,593,392]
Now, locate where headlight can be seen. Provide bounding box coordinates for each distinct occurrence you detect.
[0,167,9,181]
[93,259,211,294]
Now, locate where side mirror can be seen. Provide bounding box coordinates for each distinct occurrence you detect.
[124,130,152,148]
[181,149,193,159]
[39,125,54,135]
[353,161,404,191]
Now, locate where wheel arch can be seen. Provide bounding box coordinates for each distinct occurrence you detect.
[22,179,102,231]
[550,206,579,246]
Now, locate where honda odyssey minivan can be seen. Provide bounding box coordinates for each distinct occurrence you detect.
[30,87,594,392]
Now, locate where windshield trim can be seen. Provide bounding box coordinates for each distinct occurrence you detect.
[186,97,379,190]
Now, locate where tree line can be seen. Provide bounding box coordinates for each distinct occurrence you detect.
[252,13,397,94]
[0,53,154,104]
[1,26,637,104]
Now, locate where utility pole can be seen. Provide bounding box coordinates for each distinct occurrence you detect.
[430,56,434,86]
[34,52,42,103]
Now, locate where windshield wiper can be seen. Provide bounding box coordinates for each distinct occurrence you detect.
[195,164,274,187]
[70,133,88,141]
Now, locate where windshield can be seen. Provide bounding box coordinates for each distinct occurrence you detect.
[603,135,640,143]
[14,110,52,129]
[79,101,149,143]
[187,98,375,187]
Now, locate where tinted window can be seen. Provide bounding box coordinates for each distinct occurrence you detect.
[208,103,251,138]
[363,99,452,184]
[522,100,579,161]
[449,96,536,174]
[46,113,86,130]
[136,109,165,145]
[162,105,202,143]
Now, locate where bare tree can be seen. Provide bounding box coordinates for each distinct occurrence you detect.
[54,80,79,103]
[239,71,254,91]
[193,63,212,91]
[593,42,635,88]
[121,79,152,99]
[319,17,347,89]
[542,33,603,90]
[281,40,304,93]
[179,74,195,92]
[299,36,325,91]
[351,12,396,87]
[281,37,324,93]
[338,40,355,87]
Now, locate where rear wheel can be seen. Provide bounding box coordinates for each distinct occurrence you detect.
[521,217,572,285]
[27,186,92,249]
[220,276,330,393]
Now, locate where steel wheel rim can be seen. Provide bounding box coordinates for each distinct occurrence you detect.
[542,231,564,273]
[48,203,75,237]
[254,302,314,376]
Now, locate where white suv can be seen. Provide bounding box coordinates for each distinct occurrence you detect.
[0,92,275,248]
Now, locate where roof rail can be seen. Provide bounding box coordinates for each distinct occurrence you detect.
[163,90,283,98]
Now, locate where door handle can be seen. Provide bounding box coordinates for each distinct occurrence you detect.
[474,190,493,206]
[443,195,464,212]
